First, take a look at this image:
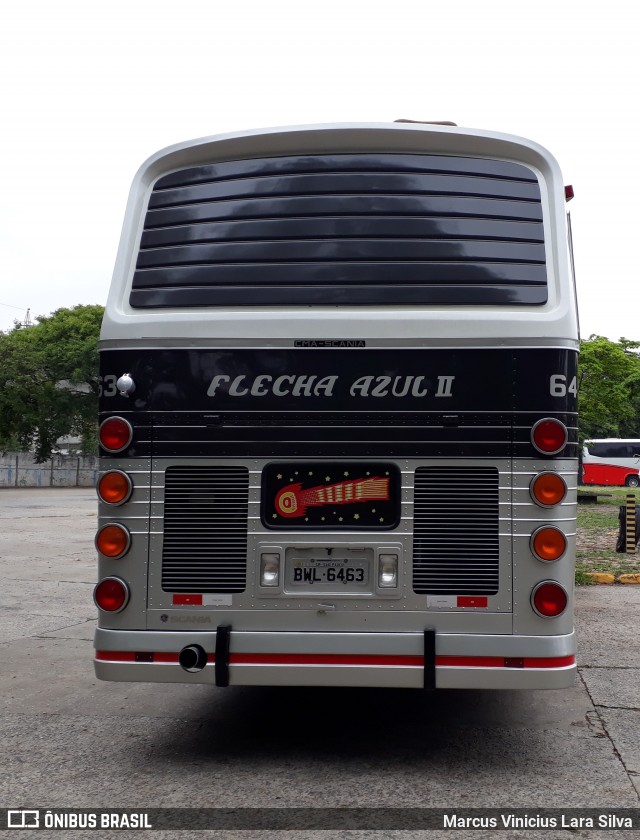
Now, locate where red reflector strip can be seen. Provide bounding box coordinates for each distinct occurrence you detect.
[95,652,576,669]
[154,652,182,663]
[230,653,424,666]
[522,655,575,669]
[437,655,504,668]
[96,650,136,662]
[95,651,181,663]
[456,596,488,608]
[172,594,203,606]
[231,654,576,669]
[436,655,576,669]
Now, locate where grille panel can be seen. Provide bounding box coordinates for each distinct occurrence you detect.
[131,152,546,308]
[413,467,500,595]
[161,466,249,593]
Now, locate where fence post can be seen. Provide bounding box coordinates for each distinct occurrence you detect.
[626,493,636,554]
[15,454,19,487]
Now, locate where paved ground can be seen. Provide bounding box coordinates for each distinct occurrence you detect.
[1,488,639,838]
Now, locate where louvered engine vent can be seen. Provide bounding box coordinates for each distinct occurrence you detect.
[161,466,249,593]
[412,466,500,595]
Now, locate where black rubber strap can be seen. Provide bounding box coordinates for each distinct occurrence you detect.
[215,624,232,687]
[424,628,436,690]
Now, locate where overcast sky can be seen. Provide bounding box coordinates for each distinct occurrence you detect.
[1,0,636,340]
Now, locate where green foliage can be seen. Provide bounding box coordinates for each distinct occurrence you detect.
[578,335,640,441]
[0,431,22,451]
[574,567,596,585]
[0,305,104,461]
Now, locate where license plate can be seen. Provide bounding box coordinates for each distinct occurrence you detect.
[287,558,370,590]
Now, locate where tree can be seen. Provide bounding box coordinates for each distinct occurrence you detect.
[578,335,640,441]
[0,305,104,460]
[616,339,640,436]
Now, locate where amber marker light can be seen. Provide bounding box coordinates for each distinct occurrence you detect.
[94,577,130,613]
[99,417,133,453]
[530,472,567,507]
[95,523,131,559]
[531,418,567,455]
[97,471,133,505]
[531,581,568,618]
[530,526,567,562]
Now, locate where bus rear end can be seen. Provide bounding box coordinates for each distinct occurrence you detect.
[94,123,579,690]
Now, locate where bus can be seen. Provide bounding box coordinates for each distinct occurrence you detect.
[94,122,579,690]
[582,439,640,487]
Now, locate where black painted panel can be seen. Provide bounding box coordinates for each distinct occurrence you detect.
[149,440,517,460]
[99,347,578,415]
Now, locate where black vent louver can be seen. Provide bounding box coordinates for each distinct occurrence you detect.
[131,153,547,308]
[412,467,500,595]
[161,466,249,593]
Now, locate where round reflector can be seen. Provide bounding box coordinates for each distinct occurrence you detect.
[94,577,129,613]
[95,523,131,558]
[531,418,567,455]
[530,472,567,507]
[97,471,133,505]
[99,417,133,453]
[531,526,567,561]
[531,581,568,618]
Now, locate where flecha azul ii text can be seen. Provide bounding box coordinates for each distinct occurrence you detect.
[207,374,455,398]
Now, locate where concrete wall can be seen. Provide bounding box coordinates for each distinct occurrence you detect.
[0,453,99,488]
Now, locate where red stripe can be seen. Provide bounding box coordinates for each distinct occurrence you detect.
[523,655,575,668]
[172,594,203,606]
[230,653,424,666]
[436,655,575,669]
[152,652,182,663]
[96,650,136,662]
[437,655,504,668]
[95,651,182,663]
[96,651,576,669]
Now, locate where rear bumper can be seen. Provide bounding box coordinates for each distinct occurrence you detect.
[94,628,576,689]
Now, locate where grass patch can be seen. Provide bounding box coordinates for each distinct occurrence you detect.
[574,567,596,586]
[578,485,635,506]
[575,485,640,582]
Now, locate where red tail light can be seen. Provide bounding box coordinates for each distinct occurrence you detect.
[531,527,567,561]
[95,523,131,558]
[531,418,567,455]
[94,577,130,613]
[97,471,133,505]
[531,581,568,617]
[99,417,133,453]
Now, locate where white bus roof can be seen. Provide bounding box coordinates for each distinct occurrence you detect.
[102,122,579,347]
[585,438,640,443]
